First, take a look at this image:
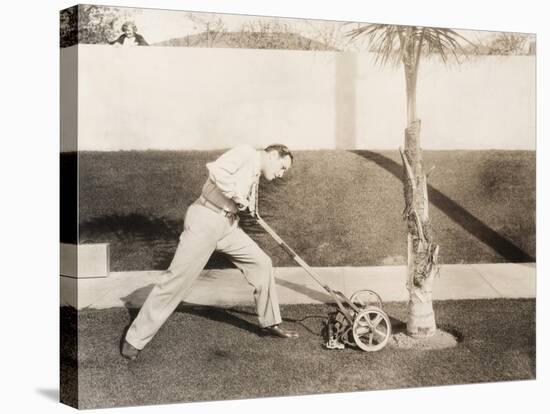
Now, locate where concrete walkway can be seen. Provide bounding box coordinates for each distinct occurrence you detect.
[61,263,536,310]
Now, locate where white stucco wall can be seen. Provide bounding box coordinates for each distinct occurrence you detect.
[356,55,536,150]
[69,44,535,151]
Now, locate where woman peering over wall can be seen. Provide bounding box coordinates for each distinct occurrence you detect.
[110,21,149,46]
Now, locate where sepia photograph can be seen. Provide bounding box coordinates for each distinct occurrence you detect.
[57,3,538,410]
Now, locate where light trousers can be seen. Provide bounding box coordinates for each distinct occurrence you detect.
[125,202,282,350]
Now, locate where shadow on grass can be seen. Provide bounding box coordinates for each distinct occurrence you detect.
[80,212,238,270]
[80,212,180,268]
[351,150,534,263]
[121,284,155,319]
[275,277,334,303]
[176,305,259,335]
[119,278,407,339]
[121,294,325,338]
[80,212,180,243]
[121,284,260,335]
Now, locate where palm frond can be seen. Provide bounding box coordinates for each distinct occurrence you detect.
[347,24,403,66]
[347,23,470,66]
[422,30,449,63]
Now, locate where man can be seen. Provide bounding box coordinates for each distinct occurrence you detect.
[122,144,298,360]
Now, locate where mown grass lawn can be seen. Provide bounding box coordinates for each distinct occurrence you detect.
[61,299,535,409]
[72,150,535,271]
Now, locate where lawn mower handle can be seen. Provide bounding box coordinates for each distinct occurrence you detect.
[252,184,353,310]
[255,211,364,324]
[255,213,334,294]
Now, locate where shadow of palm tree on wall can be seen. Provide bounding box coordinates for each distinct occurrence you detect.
[351,150,534,263]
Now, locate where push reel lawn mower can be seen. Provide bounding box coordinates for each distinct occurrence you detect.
[254,210,392,352]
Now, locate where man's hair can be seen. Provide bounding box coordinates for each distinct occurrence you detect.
[264,144,294,164]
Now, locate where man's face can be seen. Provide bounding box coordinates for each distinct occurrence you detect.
[263,152,291,181]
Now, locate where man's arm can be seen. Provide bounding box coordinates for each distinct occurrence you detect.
[206,146,255,209]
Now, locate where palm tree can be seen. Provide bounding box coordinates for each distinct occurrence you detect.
[348,25,470,337]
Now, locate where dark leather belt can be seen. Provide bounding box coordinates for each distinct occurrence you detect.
[197,195,238,220]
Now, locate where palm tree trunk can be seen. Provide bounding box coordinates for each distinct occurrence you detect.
[402,63,439,338]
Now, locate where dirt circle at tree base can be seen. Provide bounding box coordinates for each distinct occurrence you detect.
[389,329,459,350]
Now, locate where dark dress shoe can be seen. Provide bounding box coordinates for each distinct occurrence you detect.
[121,340,140,360]
[261,325,299,339]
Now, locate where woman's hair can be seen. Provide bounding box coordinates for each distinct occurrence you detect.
[264,144,294,164]
[121,21,138,33]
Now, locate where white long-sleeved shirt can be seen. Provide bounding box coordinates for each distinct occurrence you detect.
[201,145,261,213]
